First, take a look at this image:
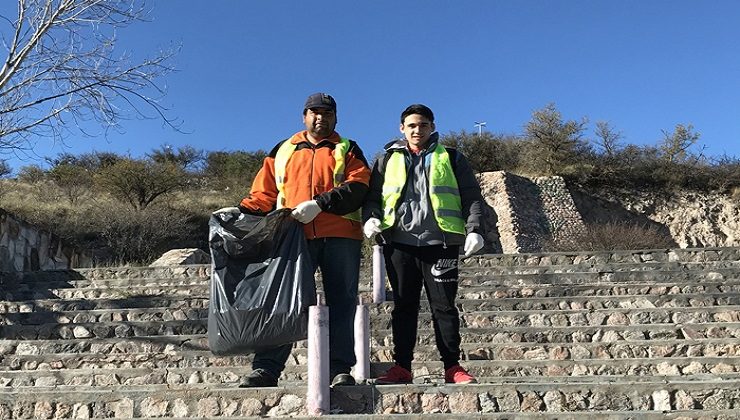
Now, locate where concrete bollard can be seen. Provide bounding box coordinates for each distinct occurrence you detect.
[353,298,370,381]
[307,295,329,416]
[372,245,386,303]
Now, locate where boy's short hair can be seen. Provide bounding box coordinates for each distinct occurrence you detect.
[400,104,434,124]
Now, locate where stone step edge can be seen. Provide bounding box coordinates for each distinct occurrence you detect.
[8,281,740,305]
[2,379,739,397]
[3,319,739,332]
[4,304,739,321]
[4,346,739,363]
[13,269,740,287]
[14,264,740,287]
[8,279,740,297]
[4,291,740,312]
[119,411,740,420]
[16,262,740,281]
[6,352,740,367]
[3,334,739,349]
[3,357,739,376]
[0,381,740,417]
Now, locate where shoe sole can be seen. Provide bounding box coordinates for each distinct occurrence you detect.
[374,379,413,385]
[238,382,278,388]
[330,382,355,388]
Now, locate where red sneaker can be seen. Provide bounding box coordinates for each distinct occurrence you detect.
[375,364,413,385]
[445,365,477,384]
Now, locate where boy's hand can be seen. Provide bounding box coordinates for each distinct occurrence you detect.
[363,218,382,239]
[463,233,484,257]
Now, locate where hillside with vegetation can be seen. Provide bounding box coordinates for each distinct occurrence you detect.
[1,104,739,265]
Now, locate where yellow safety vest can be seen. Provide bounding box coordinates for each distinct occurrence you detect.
[274,137,361,221]
[381,143,465,234]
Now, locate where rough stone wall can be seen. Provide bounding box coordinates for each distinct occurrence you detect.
[478,171,586,254]
[573,187,740,249]
[532,176,587,245]
[475,172,506,254]
[0,209,90,273]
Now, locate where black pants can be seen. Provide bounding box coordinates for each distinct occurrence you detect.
[383,242,461,370]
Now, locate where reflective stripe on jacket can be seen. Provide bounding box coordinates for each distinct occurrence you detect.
[275,137,361,221]
[381,142,466,235]
[239,130,370,240]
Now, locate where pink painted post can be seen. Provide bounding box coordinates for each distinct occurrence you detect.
[307,296,329,415]
[372,245,385,303]
[353,298,370,381]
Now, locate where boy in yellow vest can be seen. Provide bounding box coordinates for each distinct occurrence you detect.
[363,104,484,384]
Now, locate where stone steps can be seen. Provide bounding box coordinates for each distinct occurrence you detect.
[3,289,740,315]
[3,356,740,388]
[3,336,739,361]
[3,303,739,327]
[2,246,740,417]
[6,279,740,302]
[463,247,740,266]
[3,313,740,340]
[8,264,740,290]
[1,380,739,417]
[0,297,210,313]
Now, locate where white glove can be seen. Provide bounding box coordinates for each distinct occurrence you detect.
[213,207,240,215]
[463,233,484,257]
[291,200,322,224]
[363,217,382,239]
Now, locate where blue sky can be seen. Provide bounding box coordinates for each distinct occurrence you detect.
[3,1,740,170]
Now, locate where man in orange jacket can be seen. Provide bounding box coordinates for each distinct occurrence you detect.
[217,93,370,387]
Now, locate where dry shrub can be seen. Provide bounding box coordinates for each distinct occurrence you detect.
[545,221,676,252]
[0,181,208,265]
[732,187,740,202]
[79,203,204,264]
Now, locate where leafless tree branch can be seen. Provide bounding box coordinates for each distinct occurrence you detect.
[0,0,179,152]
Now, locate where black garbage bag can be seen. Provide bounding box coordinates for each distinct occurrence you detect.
[207,208,316,355]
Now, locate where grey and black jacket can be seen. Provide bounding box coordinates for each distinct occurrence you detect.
[362,133,484,247]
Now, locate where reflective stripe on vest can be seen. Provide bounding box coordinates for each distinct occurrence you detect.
[381,144,465,235]
[274,137,361,221]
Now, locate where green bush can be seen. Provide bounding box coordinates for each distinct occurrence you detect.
[95,159,189,210]
[204,150,266,191]
[48,163,93,204]
[440,131,521,173]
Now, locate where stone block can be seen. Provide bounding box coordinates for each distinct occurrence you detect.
[652,389,671,411]
[140,397,168,417]
[420,393,448,413]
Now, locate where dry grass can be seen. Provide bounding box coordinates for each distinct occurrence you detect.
[0,179,233,265]
[544,221,676,252]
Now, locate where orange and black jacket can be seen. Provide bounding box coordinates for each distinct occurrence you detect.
[239,130,371,240]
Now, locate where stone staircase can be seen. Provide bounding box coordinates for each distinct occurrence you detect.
[1,248,739,418]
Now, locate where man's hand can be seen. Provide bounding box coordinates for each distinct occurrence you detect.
[213,207,240,215]
[363,218,382,239]
[463,233,484,257]
[291,200,322,223]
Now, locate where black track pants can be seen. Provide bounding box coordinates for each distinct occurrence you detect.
[383,242,461,370]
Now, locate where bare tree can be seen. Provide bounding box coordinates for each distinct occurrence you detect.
[593,121,623,158]
[0,159,10,177]
[0,0,178,152]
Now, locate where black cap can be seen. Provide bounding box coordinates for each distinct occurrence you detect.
[304,93,336,112]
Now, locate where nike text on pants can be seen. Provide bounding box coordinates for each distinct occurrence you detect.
[383,242,461,370]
